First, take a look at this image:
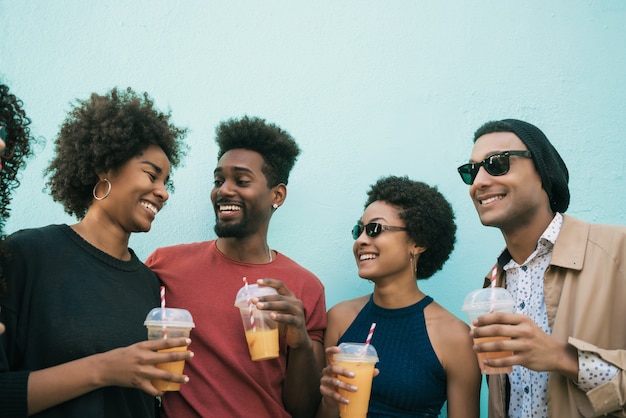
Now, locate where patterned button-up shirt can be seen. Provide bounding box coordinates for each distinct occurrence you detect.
[502,213,618,418]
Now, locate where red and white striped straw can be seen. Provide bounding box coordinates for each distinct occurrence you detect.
[360,322,376,357]
[160,286,167,338]
[160,286,166,308]
[243,277,256,332]
[489,265,498,313]
[365,322,376,346]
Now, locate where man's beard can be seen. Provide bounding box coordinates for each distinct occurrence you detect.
[214,216,250,238]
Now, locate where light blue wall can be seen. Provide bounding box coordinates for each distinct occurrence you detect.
[2,2,625,416]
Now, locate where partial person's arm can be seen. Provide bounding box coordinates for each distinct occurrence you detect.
[472,311,579,380]
[472,311,626,417]
[315,302,362,418]
[28,338,191,416]
[256,278,325,418]
[1,338,191,416]
[568,338,626,417]
[442,321,481,418]
[471,312,579,378]
[283,338,325,418]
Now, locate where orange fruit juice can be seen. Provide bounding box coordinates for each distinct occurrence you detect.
[335,357,377,418]
[245,328,279,361]
[152,346,187,391]
[474,336,513,374]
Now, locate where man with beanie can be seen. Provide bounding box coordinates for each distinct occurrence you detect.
[457,119,626,418]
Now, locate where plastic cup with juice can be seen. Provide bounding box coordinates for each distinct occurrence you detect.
[334,342,379,418]
[462,287,516,374]
[234,283,280,361]
[144,307,195,391]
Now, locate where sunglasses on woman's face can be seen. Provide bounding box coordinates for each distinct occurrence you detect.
[457,150,532,185]
[351,222,407,240]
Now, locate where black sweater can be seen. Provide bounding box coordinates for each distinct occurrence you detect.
[0,224,160,417]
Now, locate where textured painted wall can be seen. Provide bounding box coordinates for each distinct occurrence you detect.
[2,2,625,416]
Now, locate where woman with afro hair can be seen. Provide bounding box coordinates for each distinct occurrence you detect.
[0,82,36,336]
[0,87,193,417]
[317,175,481,418]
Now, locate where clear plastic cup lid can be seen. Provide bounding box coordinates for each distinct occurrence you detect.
[144,307,195,328]
[462,287,516,312]
[337,342,379,360]
[234,283,278,307]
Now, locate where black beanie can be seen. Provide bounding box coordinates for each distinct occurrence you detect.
[475,119,570,213]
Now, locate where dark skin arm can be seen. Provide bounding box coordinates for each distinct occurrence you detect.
[256,278,324,418]
[316,300,373,418]
[283,338,325,418]
[317,345,381,418]
[26,337,193,415]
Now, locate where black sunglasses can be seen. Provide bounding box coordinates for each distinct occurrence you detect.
[352,222,407,240]
[457,150,532,185]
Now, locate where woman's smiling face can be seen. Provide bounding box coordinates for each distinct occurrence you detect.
[353,200,413,282]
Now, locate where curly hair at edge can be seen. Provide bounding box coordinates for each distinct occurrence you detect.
[215,115,300,188]
[44,87,188,219]
[364,175,457,279]
[0,84,35,235]
[1,83,36,294]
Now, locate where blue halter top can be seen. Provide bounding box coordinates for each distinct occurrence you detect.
[338,295,447,417]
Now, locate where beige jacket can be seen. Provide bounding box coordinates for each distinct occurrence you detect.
[484,215,626,418]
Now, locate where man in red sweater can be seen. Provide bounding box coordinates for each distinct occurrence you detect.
[147,115,326,418]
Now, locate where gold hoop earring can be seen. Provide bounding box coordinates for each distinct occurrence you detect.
[93,178,112,201]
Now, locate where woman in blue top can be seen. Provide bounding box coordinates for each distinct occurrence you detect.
[317,176,481,418]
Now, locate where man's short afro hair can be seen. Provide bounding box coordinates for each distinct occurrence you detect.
[215,116,300,188]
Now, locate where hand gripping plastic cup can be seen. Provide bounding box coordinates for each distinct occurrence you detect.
[234,283,280,361]
[462,287,516,374]
[334,342,379,418]
[144,307,195,391]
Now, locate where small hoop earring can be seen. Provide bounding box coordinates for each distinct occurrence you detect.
[410,253,417,277]
[272,204,279,209]
[93,178,112,201]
